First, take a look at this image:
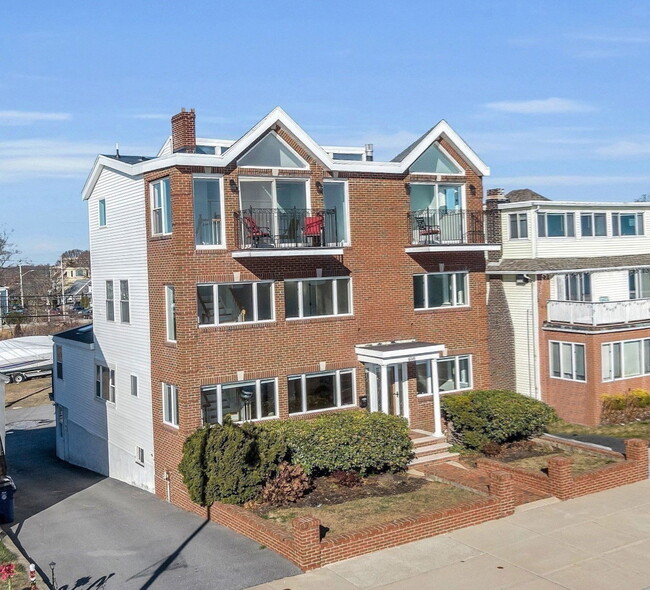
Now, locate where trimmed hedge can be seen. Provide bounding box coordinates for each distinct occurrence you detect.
[260,411,413,476]
[441,390,557,451]
[601,389,650,424]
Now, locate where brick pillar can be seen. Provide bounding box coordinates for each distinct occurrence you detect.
[171,108,196,153]
[547,456,573,500]
[489,470,515,516]
[292,516,321,570]
[485,188,507,262]
[625,438,649,480]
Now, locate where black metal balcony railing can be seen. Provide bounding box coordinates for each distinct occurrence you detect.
[234,207,339,249]
[407,209,497,246]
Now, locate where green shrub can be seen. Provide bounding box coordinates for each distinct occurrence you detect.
[178,426,210,505]
[441,390,557,451]
[261,411,412,476]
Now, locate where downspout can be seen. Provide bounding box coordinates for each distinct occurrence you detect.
[531,205,541,399]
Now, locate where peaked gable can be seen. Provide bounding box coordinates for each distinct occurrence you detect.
[409,142,463,175]
[237,131,309,169]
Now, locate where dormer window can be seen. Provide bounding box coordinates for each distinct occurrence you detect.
[580,213,607,237]
[612,212,644,236]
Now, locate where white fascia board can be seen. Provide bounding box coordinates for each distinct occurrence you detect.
[232,247,344,258]
[498,201,650,210]
[82,156,146,200]
[156,136,172,157]
[322,145,366,153]
[397,120,490,177]
[406,244,501,253]
[487,263,650,275]
[355,343,447,365]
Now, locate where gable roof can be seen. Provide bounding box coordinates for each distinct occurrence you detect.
[505,188,550,203]
[82,108,489,200]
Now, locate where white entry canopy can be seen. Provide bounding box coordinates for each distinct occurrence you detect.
[355,340,446,366]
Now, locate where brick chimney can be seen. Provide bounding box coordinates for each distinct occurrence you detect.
[171,108,196,153]
[485,188,507,260]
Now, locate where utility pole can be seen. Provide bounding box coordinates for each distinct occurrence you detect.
[60,258,65,318]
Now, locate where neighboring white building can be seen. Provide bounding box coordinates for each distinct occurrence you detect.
[53,160,155,492]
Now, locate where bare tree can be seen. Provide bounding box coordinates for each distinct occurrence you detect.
[0,228,19,285]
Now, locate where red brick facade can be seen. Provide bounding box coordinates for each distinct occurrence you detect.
[144,119,493,504]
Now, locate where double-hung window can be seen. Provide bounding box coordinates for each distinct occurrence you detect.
[557,273,592,302]
[285,277,351,319]
[197,281,274,326]
[162,383,179,426]
[612,212,644,236]
[193,176,224,246]
[629,269,650,299]
[106,280,114,322]
[201,379,277,424]
[550,342,586,381]
[120,280,130,323]
[96,365,115,402]
[151,178,172,235]
[98,199,107,227]
[538,212,575,237]
[602,338,650,381]
[509,213,528,239]
[414,272,468,309]
[288,369,355,414]
[580,213,607,237]
[165,286,176,341]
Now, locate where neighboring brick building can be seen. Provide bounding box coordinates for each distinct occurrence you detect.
[487,192,650,425]
[56,107,498,501]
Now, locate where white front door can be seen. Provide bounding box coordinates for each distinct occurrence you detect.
[366,363,409,421]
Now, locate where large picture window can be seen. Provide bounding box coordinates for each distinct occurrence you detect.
[537,212,575,238]
[201,379,277,424]
[602,338,650,381]
[285,278,351,319]
[414,272,468,309]
[288,369,355,414]
[193,176,224,246]
[550,342,586,382]
[437,356,472,392]
[197,282,274,326]
[612,212,644,236]
[151,178,172,235]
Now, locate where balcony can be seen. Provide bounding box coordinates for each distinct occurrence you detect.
[405,209,500,253]
[547,299,650,327]
[232,208,343,257]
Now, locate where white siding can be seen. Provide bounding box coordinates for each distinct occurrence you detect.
[502,275,537,398]
[592,270,630,302]
[500,213,533,259]
[85,168,155,492]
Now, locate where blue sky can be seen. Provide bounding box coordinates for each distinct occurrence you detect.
[2,1,650,263]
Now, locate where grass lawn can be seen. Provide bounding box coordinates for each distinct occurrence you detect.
[258,479,478,538]
[547,419,650,440]
[0,533,28,589]
[506,451,618,476]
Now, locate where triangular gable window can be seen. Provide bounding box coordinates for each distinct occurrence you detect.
[409,142,462,174]
[238,132,308,169]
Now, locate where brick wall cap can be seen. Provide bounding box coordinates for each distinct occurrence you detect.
[292,516,321,530]
[547,456,572,467]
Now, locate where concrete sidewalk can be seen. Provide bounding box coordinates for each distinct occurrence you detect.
[250,479,650,590]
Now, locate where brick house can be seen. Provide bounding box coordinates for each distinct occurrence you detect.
[487,189,650,425]
[54,107,498,502]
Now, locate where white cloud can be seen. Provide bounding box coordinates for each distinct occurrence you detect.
[595,140,650,158]
[129,113,169,120]
[485,98,596,115]
[0,111,72,125]
[491,175,650,187]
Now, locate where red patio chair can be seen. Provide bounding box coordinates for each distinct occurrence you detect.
[242,216,271,246]
[303,215,324,246]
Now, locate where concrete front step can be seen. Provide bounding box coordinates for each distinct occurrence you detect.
[414,442,452,455]
[412,435,446,448]
[408,451,459,466]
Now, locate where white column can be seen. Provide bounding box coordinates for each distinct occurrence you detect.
[380,364,389,415]
[430,359,443,437]
[367,366,378,412]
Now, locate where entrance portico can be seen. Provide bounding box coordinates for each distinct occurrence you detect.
[355,341,446,436]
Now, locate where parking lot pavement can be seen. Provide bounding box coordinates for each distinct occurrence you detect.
[6,406,301,590]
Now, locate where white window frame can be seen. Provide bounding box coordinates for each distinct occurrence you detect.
[150,177,172,236]
[612,212,644,237]
[414,272,470,310]
[322,179,351,246]
[537,212,575,238]
[197,281,275,326]
[165,285,176,341]
[237,131,309,170]
[408,142,465,177]
[162,383,179,427]
[238,176,311,212]
[287,369,357,415]
[602,338,650,382]
[557,273,592,302]
[192,174,226,249]
[130,374,138,397]
[98,199,107,227]
[285,277,352,320]
[95,364,116,402]
[509,213,528,240]
[201,378,279,424]
[629,269,650,300]
[106,280,114,322]
[120,280,130,323]
[580,212,607,237]
[135,446,145,466]
[550,341,586,382]
[436,355,473,393]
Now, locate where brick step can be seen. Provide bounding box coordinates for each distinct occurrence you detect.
[408,451,459,467]
[412,436,447,448]
[414,442,452,456]
[514,485,552,506]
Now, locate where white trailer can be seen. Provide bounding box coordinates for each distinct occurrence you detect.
[0,336,53,383]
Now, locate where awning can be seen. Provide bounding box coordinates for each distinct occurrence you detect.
[355,341,446,365]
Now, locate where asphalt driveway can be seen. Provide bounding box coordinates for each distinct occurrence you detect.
[5,405,300,590]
